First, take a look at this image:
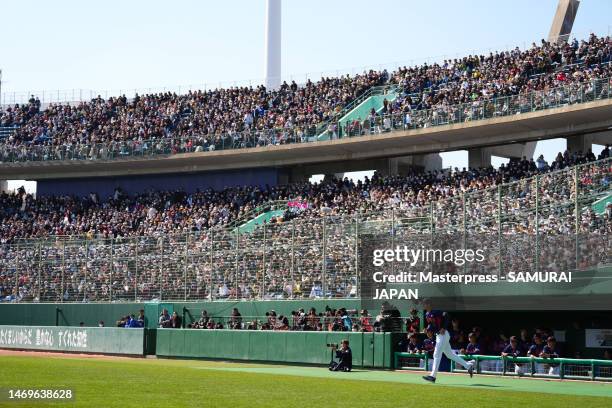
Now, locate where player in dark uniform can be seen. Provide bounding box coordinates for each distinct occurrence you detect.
[398,332,422,353]
[527,334,544,357]
[541,336,561,375]
[421,299,474,383]
[528,333,545,374]
[502,335,525,376]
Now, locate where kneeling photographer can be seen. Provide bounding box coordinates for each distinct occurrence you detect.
[328,339,352,372]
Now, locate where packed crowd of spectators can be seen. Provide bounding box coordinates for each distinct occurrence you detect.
[0,147,609,303]
[1,35,611,161]
[184,307,384,332]
[0,147,608,243]
[0,71,387,160]
[389,35,612,115]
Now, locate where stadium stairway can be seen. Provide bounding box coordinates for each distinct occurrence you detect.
[316,85,400,141]
[229,200,288,234]
[592,192,612,215]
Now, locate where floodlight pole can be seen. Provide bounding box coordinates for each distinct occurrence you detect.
[264,0,281,90]
[548,0,580,44]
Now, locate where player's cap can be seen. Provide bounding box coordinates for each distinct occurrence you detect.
[547,336,556,343]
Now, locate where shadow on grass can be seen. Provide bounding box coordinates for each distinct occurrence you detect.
[468,384,504,388]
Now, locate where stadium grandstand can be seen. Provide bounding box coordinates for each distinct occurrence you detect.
[0,34,611,164]
[0,149,610,302]
[0,1,611,406]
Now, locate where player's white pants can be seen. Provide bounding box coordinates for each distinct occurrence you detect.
[514,364,524,376]
[430,331,473,378]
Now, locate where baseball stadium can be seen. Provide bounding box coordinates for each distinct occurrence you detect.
[0,0,611,407]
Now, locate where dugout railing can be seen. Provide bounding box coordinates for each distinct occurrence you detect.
[394,352,612,381]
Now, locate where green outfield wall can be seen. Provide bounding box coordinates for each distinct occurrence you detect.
[156,329,393,368]
[0,325,145,355]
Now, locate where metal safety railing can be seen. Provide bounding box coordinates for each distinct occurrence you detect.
[0,75,611,165]
[395,352,612,381]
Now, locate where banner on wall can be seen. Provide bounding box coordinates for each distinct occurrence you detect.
[287,200,309,210]
[585,329,612,348]
[0,325,144,355]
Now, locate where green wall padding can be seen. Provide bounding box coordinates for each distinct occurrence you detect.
[155,329,391,368]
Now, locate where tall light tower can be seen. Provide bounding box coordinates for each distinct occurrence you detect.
[548,0,580,44]
[264,0,281,90]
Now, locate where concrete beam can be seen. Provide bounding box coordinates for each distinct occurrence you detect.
[548,0,580,44]
[565,132,612,154]
[586,130,612,147]
[393,154,443,175]
[487,142,537,160]
[374,158,399,177]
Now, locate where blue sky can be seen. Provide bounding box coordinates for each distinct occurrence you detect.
[1,0,610,188]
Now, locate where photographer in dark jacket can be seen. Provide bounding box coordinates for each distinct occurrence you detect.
[329,339,352,372]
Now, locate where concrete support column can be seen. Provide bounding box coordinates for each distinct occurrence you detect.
[374,158,398,177]
[0,180,7,193]
[288,167,310,184]
[468,148,492,169]
[410,154,443,173]
[387,154,443,176]
[566,134,592,155]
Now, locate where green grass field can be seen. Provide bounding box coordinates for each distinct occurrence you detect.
[1,355,611,407]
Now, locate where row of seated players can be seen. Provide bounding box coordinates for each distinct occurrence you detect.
[0,147,609,243]
[400,329,612,377]
[0,35,611,154]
